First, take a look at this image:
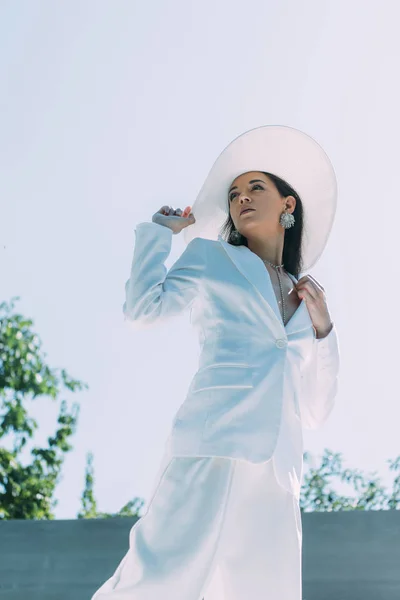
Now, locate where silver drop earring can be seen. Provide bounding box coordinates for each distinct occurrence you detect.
[280,211,295,229]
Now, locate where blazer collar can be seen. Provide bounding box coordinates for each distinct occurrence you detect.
[217,235,312,334]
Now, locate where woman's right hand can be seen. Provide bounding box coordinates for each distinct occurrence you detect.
[152,205,196,234]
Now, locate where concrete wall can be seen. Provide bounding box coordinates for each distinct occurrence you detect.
[0,511,399,599]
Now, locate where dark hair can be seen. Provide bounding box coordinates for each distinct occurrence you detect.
[219,171,304,278]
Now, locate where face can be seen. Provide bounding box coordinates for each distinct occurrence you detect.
[228,171,295,237]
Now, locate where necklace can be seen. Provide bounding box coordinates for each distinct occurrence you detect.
[262,258,286,325]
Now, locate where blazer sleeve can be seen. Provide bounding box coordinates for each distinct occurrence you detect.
[123,221,207,329]
[298,324,340,430]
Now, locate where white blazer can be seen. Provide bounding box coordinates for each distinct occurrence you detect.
[123,221,340,500]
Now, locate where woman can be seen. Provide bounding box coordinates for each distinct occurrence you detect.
[92,125,340,600]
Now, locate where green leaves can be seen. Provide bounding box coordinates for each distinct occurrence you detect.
[300,449,400,512]
[0,296,145,521]
[0,298,87,520]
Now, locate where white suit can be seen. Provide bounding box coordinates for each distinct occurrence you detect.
[92,220,340,600]
[123,221,339,500]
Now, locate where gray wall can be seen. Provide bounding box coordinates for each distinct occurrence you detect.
[0,511,399,600]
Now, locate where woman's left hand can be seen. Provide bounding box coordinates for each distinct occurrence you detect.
[294,275,333,338]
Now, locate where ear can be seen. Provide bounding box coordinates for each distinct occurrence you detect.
[284,195,296,214]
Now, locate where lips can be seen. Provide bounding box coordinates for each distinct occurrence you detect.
[240,208,255,215]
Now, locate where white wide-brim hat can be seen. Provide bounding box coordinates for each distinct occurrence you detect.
[183,124,337,271]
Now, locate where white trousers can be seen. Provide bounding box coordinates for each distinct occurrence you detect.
[91,449,303,600]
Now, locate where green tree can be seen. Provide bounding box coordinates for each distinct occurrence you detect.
[0,297,87,519]
[77,451,144,519]
[300,449,400,511]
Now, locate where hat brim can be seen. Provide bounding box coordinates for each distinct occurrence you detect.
[183,124,337,271]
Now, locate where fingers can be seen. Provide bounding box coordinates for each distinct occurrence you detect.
[295,275,324,301]
[296,284,317,302]
[158,206,174,215]
[296,286,315,304]
[158,205,192,217]
[296,275,324,292]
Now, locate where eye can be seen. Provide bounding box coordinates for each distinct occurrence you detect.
[229,184,264,202]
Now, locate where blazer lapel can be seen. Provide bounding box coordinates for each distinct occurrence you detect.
[217,235,312,334]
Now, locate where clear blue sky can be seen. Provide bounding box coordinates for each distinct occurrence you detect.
[1,0,399,518]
